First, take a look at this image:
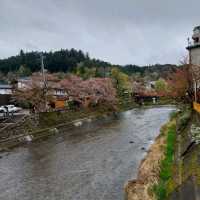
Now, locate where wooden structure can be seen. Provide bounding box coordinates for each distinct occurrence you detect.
[55,99,67,109]
[193,102,200,113]
[134,92,159,104]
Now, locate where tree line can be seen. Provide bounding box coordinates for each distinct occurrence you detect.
[0,49,113,75]
[0,49,178,78]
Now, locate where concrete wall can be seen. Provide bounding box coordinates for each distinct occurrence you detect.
[191,48,200,66]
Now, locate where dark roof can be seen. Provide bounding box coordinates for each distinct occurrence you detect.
[194,26,200,31]
[18,77,31,81]
[186,44,200,50]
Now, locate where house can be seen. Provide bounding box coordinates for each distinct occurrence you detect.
[0,84,13,106]
[0,84,13,95]
[16,74,69,109]
[145,81,156,91]
[47,81,68,97]
[17,77,32,89]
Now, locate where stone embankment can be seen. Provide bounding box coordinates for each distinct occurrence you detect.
[0,111,116,152]
[125,106,200,200]
[167,111,200,200]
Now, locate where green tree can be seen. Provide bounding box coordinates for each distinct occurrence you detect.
[155,78,167,93]
[111,68,131,95]
[18,65,32,77]
[76,65,86,77]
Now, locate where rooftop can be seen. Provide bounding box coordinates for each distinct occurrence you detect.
[194,26,200,31]
[0,84,13,89]
[186,26,200,50]
[186,44,200,50]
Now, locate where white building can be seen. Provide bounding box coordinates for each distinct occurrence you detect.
[0,84,13,106]
[187,26,200,65]
[17,77,32,89]
[187,26,200,101]
[0,84,13,95]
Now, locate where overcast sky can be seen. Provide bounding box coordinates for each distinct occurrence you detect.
[0,0,199,65]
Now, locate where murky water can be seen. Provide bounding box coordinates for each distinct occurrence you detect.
[0,106,174,200]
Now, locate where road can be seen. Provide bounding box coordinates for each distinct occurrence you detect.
[0,106,174,200]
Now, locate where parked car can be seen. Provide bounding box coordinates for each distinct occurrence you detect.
[0,105,22,113]
[0,106,6,113]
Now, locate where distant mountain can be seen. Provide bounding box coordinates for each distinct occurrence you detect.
[122,64,178,78]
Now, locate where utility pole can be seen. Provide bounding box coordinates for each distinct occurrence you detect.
[103,66,106,78]
[40,53,48,111]
[41,54,46,87]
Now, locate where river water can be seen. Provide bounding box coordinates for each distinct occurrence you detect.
[0,106,174,200]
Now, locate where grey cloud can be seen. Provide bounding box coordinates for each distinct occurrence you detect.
[0,0,199,65]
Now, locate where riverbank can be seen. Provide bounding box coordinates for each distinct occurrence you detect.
[0,97,139,151]
[0,102,176,152]
[125,118,176,200]
[166,106,200,200]
[0,106,118,151]
[125,105,192,200]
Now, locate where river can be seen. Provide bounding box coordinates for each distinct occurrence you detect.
[0,106,174,200]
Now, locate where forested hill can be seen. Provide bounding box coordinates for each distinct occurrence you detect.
[0,49,112,73]
[0,49,177,76]
[121,64,178,78]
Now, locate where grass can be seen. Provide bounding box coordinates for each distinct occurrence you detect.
[170,111,179,120]
[153,106,192,200]
[153,123,176,200]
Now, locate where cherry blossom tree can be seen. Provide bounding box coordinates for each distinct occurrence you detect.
[60,75,117,109]
[167,66,192,100]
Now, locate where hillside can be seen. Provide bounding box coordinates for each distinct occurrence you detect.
[0,49,178,78]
